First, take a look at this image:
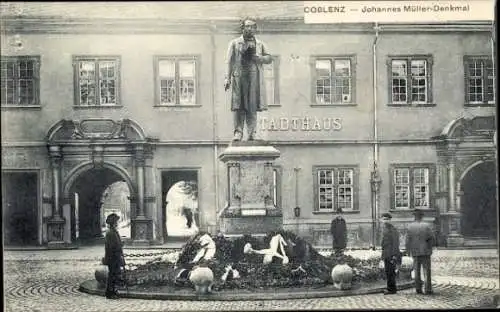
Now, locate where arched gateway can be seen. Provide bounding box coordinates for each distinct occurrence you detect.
[434,115,497,247]
[45,118,157,247]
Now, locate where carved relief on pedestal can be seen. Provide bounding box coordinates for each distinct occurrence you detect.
[228,162,241,210]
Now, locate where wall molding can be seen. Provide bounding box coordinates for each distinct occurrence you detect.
[1,138,447,148]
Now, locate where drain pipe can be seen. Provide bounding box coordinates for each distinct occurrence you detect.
[210,21,220,234]
[491,20,498,253]
[371,23,380,248]
[373,23,380,174]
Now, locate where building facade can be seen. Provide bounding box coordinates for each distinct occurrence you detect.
[1,3,497,248]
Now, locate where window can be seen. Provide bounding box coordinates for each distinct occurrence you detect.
[313,56,355,105]
[1,56,40,106]
[155,56,198,106]
[388,56,433,105]
[73,56,120,106]
[391,165,434,210]
[464,56,495,105]
[314,166,357,212]
[264,56,280,106]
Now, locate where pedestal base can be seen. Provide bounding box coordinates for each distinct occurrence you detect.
[220,215,283,235]
[218,143,283,235]
[446,234,465,247]
[132,217,152,244]
[47,216,66,247]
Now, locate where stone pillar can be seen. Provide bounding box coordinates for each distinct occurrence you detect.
[132,144,152,245]
[218,142,282,235]
[444,153,464,246]
[47,145,66,248]
[143,144,158,243]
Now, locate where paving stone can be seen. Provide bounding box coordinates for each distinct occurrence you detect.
[3,247,499,311]
[4,257,499,311]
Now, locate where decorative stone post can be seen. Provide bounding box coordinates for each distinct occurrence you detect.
[132,144,151,245]
[218,142,282,235]
[47,145,66,248]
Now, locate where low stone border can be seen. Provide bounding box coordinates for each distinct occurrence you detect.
[79,279,415,301]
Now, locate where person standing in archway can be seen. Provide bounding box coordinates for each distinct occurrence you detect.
[102,213,124,299]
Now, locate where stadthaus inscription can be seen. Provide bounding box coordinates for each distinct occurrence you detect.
[260,116,342,131]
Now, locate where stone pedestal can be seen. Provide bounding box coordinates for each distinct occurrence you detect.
[442,212,464,247]
[218,142,282,235]
[47,216,66,249]
[131,216,152,246]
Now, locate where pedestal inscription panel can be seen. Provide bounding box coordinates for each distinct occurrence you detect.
[219,144,282,234]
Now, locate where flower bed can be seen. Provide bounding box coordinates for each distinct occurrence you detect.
[120,231,391,291]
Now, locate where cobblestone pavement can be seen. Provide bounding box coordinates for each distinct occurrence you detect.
[3,248,499,311]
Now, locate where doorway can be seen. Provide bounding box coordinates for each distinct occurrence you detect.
[460,161,497,239]
[2,171,38,245]
[69,167,131,242]
[161,170,199,241]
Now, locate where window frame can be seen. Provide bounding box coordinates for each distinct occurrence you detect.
[154,55,201,107]
[264,55,281,107]
[1,55,41,108]
[313,165,359,213]
[72,55,121,108]
[310,55,357,106]
[387,55,434,107]
[389,163,436,211]
[463,55,495,106]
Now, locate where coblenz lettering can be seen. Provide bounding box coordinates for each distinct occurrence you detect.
[304,6,345,13]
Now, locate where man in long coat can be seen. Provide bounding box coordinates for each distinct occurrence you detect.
[330,208,347,256]
[405,209,435,295]
[103,213,124,299]
[224,18,272,141]
[381,212,400,295]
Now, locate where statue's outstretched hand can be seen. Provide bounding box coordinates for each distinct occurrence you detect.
[224,79,231,91]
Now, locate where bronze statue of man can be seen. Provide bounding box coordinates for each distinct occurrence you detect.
[224,18,272,141]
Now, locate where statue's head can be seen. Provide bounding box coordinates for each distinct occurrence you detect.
[240,17,257,38]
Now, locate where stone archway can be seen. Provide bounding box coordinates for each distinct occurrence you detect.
[62,161,135,242]
[458,161,497,239]
[434,115,496,247]
[45,118,158,247]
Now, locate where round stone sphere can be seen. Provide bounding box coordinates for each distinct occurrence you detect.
[95,265,109,288]
[331,264,353,290]
[189,266,214,295]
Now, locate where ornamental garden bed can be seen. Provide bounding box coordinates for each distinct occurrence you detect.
[93,230,413,297]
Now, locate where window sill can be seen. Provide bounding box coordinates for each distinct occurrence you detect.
[313,210,360,215]
[1,105,41,110]
[154,104,202,108]
[389,208,434,212]
[73,105,123,110]
[268,104,282,107]
[310,103,357,107]
[387,103,437,107]
[464,103,495,107]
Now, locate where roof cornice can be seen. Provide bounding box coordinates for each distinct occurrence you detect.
[0,16,494,35]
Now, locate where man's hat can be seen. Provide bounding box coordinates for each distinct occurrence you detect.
[381,212,392,220]
[105,213,120,225]
[413,209,425,217]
